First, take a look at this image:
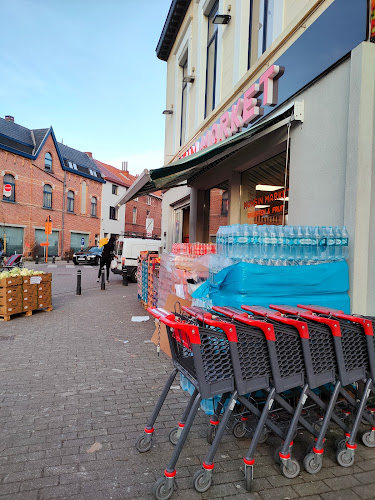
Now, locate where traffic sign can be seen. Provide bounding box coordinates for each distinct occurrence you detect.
[40,242,49,247]
[81,237,85,247]
[3,184,12,197]
[45,222,52,234]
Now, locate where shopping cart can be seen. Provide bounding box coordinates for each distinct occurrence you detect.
[294,304,375,466]
[136,307,237,500]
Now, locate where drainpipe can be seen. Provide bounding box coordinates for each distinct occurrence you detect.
[61,171,66,258]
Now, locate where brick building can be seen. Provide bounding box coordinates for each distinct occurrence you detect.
[0,116,104,258]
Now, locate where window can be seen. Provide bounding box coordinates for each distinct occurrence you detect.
[112,184,118,195]
[67,190,74,213]
[205,1,219,118]
[132,207,137,224]
[256,0,283,59]
[3,174,15,202]
[221,191,229,216]
[45,152,52,171]
[147,195,152,205]
[43,184,52,209]
[91,196,97,217]
[180,57,188,146]
[109,206,117,220]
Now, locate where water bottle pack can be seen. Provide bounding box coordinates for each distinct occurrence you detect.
[216,224,349,265]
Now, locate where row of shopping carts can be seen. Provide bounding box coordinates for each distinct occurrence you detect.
[135,303,375,500]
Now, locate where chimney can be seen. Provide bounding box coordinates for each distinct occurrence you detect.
[85,152,93,158]
[5,115,14,122]
[121,161,128,172]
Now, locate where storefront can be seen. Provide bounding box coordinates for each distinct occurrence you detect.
[0,225,24,255]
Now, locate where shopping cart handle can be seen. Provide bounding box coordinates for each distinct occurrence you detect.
[296,310,342,336]
[203,317,238,342]
[148,308,201,344]
[270,304,308,315]
[241,305,274,317]
[212,306,247,318]
[231,313,276,341]
[148,307,175,321]
[265,312,310,339]
[181,306,212,321]
[297,304,344,315]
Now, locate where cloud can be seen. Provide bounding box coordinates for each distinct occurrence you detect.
[109,149,165,176]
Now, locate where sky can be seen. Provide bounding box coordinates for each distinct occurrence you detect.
[0,0,172,175]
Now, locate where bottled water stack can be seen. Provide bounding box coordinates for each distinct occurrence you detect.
[216,224,349,265]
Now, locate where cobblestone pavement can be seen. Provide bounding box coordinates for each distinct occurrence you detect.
[1,262,375,499]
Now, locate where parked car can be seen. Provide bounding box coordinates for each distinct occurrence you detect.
[73,246,102,265]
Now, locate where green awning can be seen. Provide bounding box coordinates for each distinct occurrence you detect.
[117,102,295,206]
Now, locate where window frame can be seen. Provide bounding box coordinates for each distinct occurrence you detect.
[43,184,52,209]
[221,190,229,216]
[109,206,117,220]
[3,173,15,202]
[132,207,137,224]
[67,190,75,213]
[146,195,152,206]
[44,152,53,171]
[204,1,219,119]
[112,184,118,195]
[91,196,97,217]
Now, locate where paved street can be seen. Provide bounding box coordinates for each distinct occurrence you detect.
[1,261,375,500]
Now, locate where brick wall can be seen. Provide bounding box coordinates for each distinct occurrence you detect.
[209,188,228,237]
[0,134,101,257]
[125,194,162,238]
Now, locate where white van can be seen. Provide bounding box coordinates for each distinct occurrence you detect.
[112,237,161,282]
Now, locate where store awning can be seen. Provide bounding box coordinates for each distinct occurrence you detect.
[117,101,298,206]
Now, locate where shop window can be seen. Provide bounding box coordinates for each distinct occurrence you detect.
[45,152,52,171]
[257,0,283,59]
[112,184,118,195]
[91,196,97,217]
[67,190,74,213]
[109,206,117,220]
[221,190,229,216]
[180,56,188,146]
[205,1,219,118]
[3,173,15,202]
[43,184,52,209]
[132,207,137,224]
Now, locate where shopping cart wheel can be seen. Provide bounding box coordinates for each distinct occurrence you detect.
[136,434,152,453]
[336,449,355,468]
[152,477,174,500]
[303,453,322,474]
[258,430,268,444]
[192,469,212,493]
[169,427,180,446]
[232,421,246,439]
[207,425,217,445]
[244,466,253,491]
[280,458,300,479]
[361,431,375,448]
[335,437,346,452]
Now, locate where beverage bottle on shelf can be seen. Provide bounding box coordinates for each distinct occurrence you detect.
[269,225,278,262]
[216,227,223,255]
[334,226,342,261]
[233,224,241,258]
[228,225,234,258]
[285,226,293,263]
[252,224,260,262]
[277,226,287,262]
[319,226,328,261]
[304,226,313,264]
[262,225,270,263]
[327,226,336,261]
[295,225,304,262]
[341,226,349,259]
[246,224,254,261]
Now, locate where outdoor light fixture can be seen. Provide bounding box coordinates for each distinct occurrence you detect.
[256,184,284,191]
[162,109,173,115]
[213,14,231,24]
[183,75,195,83]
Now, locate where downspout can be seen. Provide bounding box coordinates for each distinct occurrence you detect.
[61,171,66,258]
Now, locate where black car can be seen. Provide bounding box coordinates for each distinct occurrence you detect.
[73,246,102,265]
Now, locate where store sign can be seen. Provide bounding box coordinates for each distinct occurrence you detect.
[244,188,288,219]
[3,184,12,197]
[181,65,284,158]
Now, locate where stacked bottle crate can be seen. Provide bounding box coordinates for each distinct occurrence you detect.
[148,255,160,308]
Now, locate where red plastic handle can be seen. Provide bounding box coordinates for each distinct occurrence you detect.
[148,307,201,344]
[241,305,274,317]
[148,307,175,321]
[297,304,344,315]
[231,313,276,341]
[265,313,309,339]
[181,306,212,322]
[212,306,247,318]
[203,317,238,342]
[296,310,342,337]
[270,304,308,315]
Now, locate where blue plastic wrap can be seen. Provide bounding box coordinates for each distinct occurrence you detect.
[193,261,350,313]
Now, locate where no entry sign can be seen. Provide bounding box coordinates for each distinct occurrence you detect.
[3,184,12,197]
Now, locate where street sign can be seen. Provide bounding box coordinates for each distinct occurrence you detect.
[81,237,85,247]
[40,242,49,247]
[146,218,154,235]
[3,184,12,198]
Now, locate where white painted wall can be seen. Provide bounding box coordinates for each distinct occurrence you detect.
[100,181,126,238]
[161,185,191,252]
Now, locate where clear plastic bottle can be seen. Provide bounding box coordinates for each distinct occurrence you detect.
[320,226,328,261]
[216,227,222,255]
[227,225,234,258]
[246,225,254,261]
[242,224,250,261]
[312,226,320,261]
[327,226,336,261]
[341,226,349,260]
[277,226,286,261]
[253,224,260,262]
[222,226,228,257]
[269,225,278,262]
[285,226,294,264]
[262,225,270,263]
[295,225,304,262]
[334,226,342,261]
[304,225,313,264]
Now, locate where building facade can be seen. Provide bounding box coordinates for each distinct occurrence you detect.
[120,0,375,315]
[0,116,103,257]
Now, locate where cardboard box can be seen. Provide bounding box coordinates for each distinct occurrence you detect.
[0,294,21,306]
[22,300,37,312]
[0,275,22,287]
[0,286,22,298]
[37,283,51,293]
[0,303,22,315]
[150,294,192,358]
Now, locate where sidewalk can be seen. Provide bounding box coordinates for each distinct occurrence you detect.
[0,274,374,499]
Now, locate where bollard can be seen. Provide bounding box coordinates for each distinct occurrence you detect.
[101,268,105,290]
[35,255,39,265]
[122,265,128,286]
[76,269,81,295]
[52,256,55,264]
